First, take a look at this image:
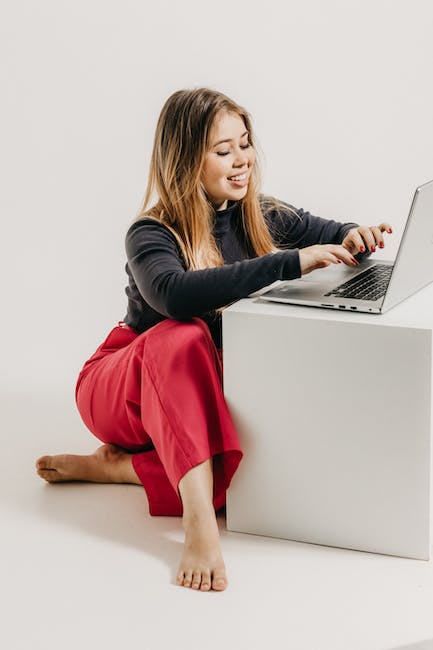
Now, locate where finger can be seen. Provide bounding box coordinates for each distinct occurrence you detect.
[325,247,359,266]
[314,253,339,269]
[316,259,333,269]
[369,226,385,249]
[379,223,393,234]
[341,254,359,267]
[343,229,366,254]
[357,226,377,252]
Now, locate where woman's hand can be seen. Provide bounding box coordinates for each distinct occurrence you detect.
[298,244,360,275]
[341,223,393,255]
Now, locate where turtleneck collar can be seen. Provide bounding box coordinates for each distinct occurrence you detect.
[212,199,239,236]
[214,199,238,213]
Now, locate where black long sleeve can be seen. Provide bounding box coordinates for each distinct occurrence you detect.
[263,197,366,251]
[125,220,301,320]
[123,197,368,347]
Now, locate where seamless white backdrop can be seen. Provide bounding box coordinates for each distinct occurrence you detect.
[1,0,433,401]
[3,6,433,647]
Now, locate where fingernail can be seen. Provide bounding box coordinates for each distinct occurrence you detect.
[360,246,365,252]
[379,242,384,248]
[388,228,392,233]
[371,246,376,252]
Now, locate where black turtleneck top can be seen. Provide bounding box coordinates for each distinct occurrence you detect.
[123,196,366,348]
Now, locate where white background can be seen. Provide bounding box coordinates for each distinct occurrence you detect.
[2,0,432,398]
[2,3,433,649]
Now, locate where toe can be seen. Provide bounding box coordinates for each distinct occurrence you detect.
[176,571,184,586]
[200,569,211,591]
[36,456,53,470]
[37,469,58,482]
[212,569,227,591]
[183,570,193,588]
[191,569,201,590]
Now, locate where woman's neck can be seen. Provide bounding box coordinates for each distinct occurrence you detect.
[213,199,228,211]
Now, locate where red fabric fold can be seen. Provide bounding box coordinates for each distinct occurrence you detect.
[75,318,243,516]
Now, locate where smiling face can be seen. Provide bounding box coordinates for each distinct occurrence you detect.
[201,110,256,211]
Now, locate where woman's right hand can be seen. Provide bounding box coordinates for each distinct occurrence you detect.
[298,244,359,276]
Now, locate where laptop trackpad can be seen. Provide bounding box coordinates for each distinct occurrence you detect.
[275,280,329,298]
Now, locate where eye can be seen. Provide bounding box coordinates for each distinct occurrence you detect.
[216,143,251,156]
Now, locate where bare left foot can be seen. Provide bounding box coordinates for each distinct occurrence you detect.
[35,443,141,485]
[176,507,228,592]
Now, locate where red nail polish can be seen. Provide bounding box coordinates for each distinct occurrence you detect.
[360,246,365,252]
[379,242,384,248]
[371,246,376,252]
[388,228,392,233]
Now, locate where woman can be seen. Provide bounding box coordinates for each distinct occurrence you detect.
[35,87,392,592]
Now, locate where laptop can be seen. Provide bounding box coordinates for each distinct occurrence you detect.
[253,179,433,314]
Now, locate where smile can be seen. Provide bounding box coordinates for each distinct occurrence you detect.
[227,173,247,181]
[227,173,249,187]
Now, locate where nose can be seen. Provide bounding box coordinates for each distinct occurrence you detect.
[233,147,249,168]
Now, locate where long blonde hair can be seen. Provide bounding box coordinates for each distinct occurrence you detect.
[134,87,299,315]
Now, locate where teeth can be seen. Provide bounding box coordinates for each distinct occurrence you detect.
[228,173,247,181]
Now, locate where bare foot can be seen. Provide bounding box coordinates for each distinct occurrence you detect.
[176,508,227,592]
[35,443,141,485]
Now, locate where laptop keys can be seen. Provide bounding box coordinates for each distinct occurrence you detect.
[324,264,393,301]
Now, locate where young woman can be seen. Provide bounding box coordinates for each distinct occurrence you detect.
[35,87,392,592]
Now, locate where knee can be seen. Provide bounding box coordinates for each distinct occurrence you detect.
[173,318,212,349]
[144,318,214,360]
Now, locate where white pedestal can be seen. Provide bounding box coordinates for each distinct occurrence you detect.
[222,284,433,560]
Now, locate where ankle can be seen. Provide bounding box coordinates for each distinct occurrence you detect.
[182,503,216,530]
[115,453,142,485]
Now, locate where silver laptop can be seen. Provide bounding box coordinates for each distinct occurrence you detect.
[255,179,433,314]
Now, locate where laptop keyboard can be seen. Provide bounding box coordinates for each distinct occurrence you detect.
[324,263,393,301]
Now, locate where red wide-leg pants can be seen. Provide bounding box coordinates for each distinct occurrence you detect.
[74,317,243,517]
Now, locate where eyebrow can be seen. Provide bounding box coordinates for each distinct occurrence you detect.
[212,131,249,147]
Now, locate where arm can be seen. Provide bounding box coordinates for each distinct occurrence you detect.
[265,199,372,261]
[267,201,395,273]
[270,199,394,261]
[125,219,303,319]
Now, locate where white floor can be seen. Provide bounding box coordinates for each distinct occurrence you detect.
[2,389,433,650]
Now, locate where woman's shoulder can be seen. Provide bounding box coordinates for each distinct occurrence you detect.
[126,215,178,241]
[258,193,299,216]
[258,194,301,235]
[124,216,183,262]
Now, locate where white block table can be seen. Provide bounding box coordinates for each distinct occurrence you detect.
[222,282,433,561]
